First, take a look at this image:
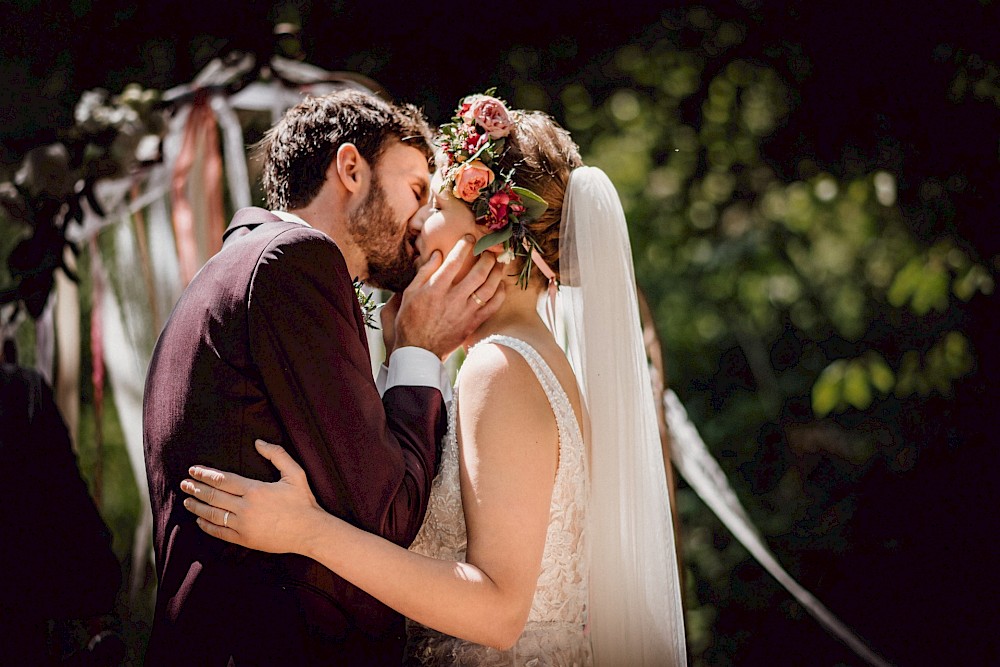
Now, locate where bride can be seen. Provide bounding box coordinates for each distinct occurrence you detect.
[180,93,687,666]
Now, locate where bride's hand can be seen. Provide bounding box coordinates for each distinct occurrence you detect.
[180,440,324,555]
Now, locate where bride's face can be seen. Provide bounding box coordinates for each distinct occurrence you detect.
[414,171,482,273]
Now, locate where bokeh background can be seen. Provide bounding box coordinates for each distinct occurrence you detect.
[2,1,997,664]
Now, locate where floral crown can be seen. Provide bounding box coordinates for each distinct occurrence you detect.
[438,91,551,287]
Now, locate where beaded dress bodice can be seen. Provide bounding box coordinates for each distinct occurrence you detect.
[405,335,592,666]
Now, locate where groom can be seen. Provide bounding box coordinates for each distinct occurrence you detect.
[143,90,504,665]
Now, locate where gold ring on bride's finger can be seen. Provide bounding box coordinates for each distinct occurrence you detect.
[470,292,485,307]
[223,511,230,528]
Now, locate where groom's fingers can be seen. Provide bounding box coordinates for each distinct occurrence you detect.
[455,253,506,327]
[474,281,506,322]
[428,236,476,287]
[459,255,505,305]
[454,250,498,300]
[407,249,443,289]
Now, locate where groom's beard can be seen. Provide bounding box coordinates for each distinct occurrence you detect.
[349,175,417,292]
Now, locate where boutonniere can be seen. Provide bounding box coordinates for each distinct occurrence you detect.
[353,279,380,330]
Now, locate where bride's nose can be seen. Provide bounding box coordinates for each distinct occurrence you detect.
[410,203,432,233]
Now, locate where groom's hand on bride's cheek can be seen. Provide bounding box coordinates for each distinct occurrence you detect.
[394,235,506,360]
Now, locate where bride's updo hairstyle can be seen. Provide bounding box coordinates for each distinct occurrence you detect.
[437,93,582,287]
[490,111,583,283]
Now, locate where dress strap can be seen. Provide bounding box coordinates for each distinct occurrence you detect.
[466,335,574,434]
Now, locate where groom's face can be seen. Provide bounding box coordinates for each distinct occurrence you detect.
[349,142,431,292]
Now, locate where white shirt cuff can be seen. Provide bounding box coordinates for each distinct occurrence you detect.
[384,346,453,404]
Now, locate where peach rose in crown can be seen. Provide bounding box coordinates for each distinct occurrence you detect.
[471,96,513,138]
[452,160,495,202]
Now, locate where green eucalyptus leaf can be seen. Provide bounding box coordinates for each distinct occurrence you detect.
[512,186,549,220]
[512,186,547,205]
[474,226,512,255]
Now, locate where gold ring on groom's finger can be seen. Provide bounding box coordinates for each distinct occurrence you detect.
[223,511,230,528]
[470,292,485,307]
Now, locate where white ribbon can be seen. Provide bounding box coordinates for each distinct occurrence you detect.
[210,93,252,210]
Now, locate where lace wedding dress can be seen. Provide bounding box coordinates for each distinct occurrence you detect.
[406,334,592,666]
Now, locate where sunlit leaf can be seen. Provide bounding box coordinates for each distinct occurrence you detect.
[812,361,845,416]
[953,264,995,300]
[910,268,950,314]
[867,354,896,394]
[942,331,973,375]
[843,362,873,410]
[887,258,923,307]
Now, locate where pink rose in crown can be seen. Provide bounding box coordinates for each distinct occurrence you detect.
[453,160,495,202]
[471,96,513,138]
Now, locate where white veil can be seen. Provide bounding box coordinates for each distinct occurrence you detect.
[557,166,687,665]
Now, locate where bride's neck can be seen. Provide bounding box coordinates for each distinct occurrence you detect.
[465,276,546,348]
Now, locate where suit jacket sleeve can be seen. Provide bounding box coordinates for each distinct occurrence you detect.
[248,228,445,546]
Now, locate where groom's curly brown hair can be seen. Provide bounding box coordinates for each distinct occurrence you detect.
[259,89,433,211]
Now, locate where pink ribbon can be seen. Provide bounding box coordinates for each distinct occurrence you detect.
[529,242,559,333]
[89,237,105,507]
[171,93,226,286]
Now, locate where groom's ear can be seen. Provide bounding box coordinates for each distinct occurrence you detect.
[333,143,370,195]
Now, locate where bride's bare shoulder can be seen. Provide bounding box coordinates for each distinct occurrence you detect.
[457,340,559,489]
[459,340,540,398]
[458,341,554,429]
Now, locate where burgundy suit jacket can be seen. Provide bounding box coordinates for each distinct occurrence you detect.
[143,208,446,666]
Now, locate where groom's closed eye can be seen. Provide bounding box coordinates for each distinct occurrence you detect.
[413,181,429,205]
